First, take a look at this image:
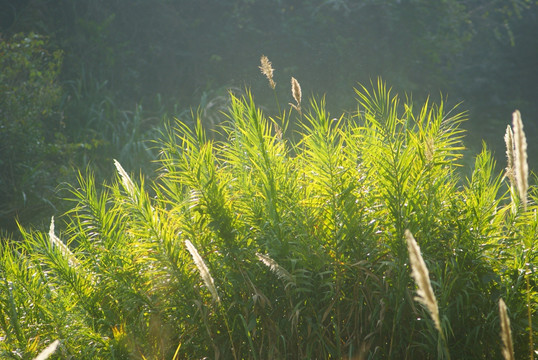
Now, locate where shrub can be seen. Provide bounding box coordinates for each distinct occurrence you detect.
[0,80,535,359]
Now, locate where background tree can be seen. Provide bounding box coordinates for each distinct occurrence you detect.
[0,33,65,234]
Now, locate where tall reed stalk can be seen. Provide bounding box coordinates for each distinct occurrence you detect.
[405,230,450,360]
[185,240,238,360]
[506,110,535,359]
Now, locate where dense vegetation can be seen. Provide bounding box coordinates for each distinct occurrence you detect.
[1,80,536,358]
[1,1,537,358]
[1,0,538,232]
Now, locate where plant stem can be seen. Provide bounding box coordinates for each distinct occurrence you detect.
[273,88,282,120]
[526,273,535,360]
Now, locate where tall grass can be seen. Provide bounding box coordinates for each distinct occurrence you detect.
[0,79,536,359]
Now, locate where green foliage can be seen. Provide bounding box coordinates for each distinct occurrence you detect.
[1,83,536,359]
[0,33,65,233]
[0,31,167,232]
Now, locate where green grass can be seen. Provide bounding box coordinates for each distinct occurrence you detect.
[1,79,536,359]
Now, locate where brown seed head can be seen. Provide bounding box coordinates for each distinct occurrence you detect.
[259,55,276,89]
[291,77,301,106]
[290,77,302,115]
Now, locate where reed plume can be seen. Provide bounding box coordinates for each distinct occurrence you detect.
[504,125,516,188]
[512,110,528,210]
[511,112,535,360]
[290,77,302,116]
[259,55,276,89]
[185,240,220,303]
[259,55,282,116]
[114,159,136,200]
[499,298,515,360]
[33,340,60,360]
[49,217,79,267]
[405,230,441,333]
[256,253,294,286]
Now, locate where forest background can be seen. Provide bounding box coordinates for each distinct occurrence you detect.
[1,0,538,235]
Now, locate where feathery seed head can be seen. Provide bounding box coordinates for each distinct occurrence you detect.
[114,159,136,199]
[290,77,302,115]
[259,55,276,89]
[34,340,60,360]
[504,125,515,187]
[185,240,220,303]
[499,298,515,360]
[49,217,79,267]
[256,253,294,285]
[405,230,441,333]
[291,77,301,106]
[512,110,528,210]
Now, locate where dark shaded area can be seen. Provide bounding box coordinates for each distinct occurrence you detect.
[1,0,537,234]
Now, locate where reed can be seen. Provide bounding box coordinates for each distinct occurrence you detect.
[33,340,59,360]
[511,111,535,359]
[499,298,515,360]
[290,76,302,116]
[49,217,79,267]
[504,125,515,188]
[114,159,136,200]
[185,240,220,303]
[256,252,294,286]
[512,110,528,210]
[405,230,441,333]
[259,55,281,116]
[406,229,454,359]
[2,79,535,359]
[259,55,275,90]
